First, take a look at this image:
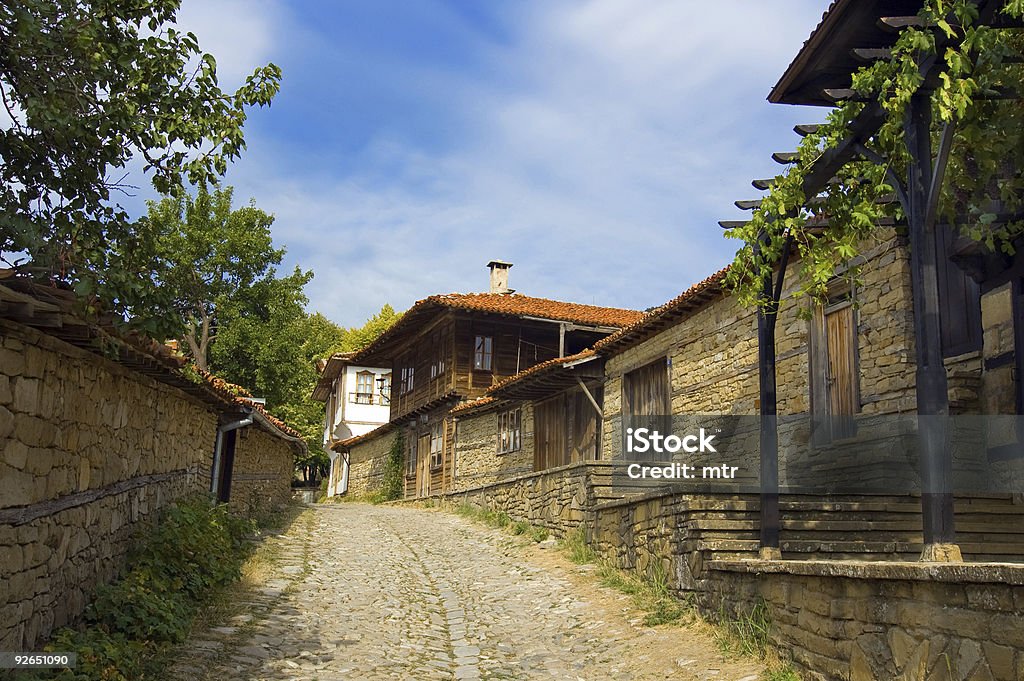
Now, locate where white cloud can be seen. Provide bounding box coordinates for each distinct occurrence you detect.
[175,0,281,89]
[177,0,827,327]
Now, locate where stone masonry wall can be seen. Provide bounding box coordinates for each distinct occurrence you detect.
[230,426,296,515]
[453,405,534,492]
[600,236,1011,492]
[447,462,596,536]
[0,320,215,651]
[703,561,1024,681]
[345,429,395,498]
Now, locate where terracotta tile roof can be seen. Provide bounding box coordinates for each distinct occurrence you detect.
[449,396,500,417]
[350,292,642,365]
[334,422,395,449]
[425,293,643,327]
[198,371,305,441]
[594,268,730,357]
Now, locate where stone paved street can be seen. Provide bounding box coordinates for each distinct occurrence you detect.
[169,504,765,681]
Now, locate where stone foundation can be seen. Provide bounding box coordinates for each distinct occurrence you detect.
[704,560,1024,681]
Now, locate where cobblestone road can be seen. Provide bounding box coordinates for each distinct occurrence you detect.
[170,504,765,681]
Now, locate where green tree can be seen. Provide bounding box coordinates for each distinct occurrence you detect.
[0,0,281,331]
[143,184,297,371]
[336,304,401,352]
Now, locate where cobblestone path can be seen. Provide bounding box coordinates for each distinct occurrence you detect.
[170,504,765,681]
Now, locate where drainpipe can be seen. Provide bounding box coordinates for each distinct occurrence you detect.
[210,412,254,495]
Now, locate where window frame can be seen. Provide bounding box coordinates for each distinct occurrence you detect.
[497,407,522,454]
[429,421,444,469]
[351,370,375,405]
[474,335,493,372]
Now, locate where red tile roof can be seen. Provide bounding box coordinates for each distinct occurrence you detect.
[486,349,597,394]
[449,396,500,417]
[424,293,643,327]
[350,292,642,365]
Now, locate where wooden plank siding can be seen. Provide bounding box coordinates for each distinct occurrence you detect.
[453,315,563,399]
[534,385,603,470]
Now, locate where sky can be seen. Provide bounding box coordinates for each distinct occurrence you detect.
[126,0,830,327]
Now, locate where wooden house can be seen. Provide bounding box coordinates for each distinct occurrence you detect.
[331,262,642,498]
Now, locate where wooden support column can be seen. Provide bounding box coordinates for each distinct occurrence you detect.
[905,92,961,561]
[756,231,792,559]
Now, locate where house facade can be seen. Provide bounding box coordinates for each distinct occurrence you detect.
[311,353,390,497]
[329,262,642,499]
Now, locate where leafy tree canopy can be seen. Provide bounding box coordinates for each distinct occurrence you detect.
[142,183,301,368]
[0,0,281,321]
[725,0,1024,307]
[334,304,402,353]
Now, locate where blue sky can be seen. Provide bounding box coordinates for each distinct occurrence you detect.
[133,0,829,327]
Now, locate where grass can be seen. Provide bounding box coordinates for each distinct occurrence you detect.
[184,502,303,635]
[452,504,550,542]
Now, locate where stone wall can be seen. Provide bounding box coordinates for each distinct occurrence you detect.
[602,236,919,462]
[453,405,534,492]
[230,426,296,514]
[0,320,215,651]
[447,462,598,536]
[703,560,1024,681]
[346,428,395,498]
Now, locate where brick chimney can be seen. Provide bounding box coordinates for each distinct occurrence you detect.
[487,260,513,294]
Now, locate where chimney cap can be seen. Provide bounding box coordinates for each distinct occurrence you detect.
[487,260,513,269]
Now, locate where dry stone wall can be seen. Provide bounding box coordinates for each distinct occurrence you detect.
[0,320,215,651]
[703,560,1024,681]
[346,429,394,498]
[453,405,534,492]
[230,426,295,514]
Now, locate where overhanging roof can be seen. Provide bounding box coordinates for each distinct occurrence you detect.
[350,293,642,366]
[770,0,923,106]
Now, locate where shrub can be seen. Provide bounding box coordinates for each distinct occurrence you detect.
[33,496,259,680]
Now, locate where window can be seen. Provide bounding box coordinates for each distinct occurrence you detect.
[429,422,444,468]
[810,282,859,443]
[400,363,415,395]
[352,371,374,404]
[497,408,522,454]
[474,335,493,371]
[430,332,448,380]
[378,373,391,405]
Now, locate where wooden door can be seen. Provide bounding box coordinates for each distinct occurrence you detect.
[416,433,431,497]
[825,301,857,439]
[534,396,567,471]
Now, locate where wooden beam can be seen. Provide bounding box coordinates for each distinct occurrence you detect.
[772,152,799,164]
[879,16,927,32]
[794,123,820,136]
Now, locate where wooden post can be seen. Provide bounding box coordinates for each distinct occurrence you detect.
[905,92,960,560]
[755,231,792,559]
